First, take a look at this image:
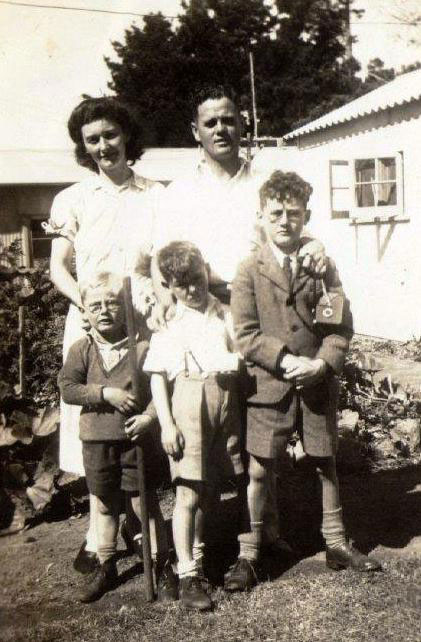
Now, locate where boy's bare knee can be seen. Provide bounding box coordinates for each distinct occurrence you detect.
[176,483,201,512]
[248,455,271,483]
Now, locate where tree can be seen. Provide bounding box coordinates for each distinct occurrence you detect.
[105,0,378,143]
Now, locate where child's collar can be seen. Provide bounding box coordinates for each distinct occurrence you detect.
[174,294,219,320]
[88,327,129,349]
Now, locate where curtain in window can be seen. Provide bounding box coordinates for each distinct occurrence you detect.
[377,158,396,206]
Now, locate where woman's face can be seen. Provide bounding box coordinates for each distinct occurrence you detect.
[81,118,128,174]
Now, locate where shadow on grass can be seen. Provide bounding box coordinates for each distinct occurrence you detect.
[275,461,421,556]
[198,460,421,584]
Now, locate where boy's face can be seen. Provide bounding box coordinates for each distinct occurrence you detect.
[168,263,209,312]
[83,286,125,340]
[261,195,309,252]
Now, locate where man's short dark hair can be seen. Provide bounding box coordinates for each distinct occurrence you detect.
[259,171,313,210]
[157,241,206,286]
[190,84,239,120]
[67,96,143,173]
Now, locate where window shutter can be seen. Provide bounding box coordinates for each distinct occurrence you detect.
[330,160,350,219]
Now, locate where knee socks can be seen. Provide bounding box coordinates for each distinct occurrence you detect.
[322,508,346,549]
[238,520,263,561]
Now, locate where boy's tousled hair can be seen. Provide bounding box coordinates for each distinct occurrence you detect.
[190,83,239,120]
[157,242,206,286]
[67,96,143,173]
[79,271,123,304]
[259,170,313,210]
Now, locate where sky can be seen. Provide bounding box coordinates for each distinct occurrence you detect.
[1,0,421,150]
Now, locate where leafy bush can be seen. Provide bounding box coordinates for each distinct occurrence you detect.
[0,241,67,407]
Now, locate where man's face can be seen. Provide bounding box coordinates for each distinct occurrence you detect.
[261,196,309,252]
[168,264,209,312]
[191,97,242,164]
[83,286,125,340]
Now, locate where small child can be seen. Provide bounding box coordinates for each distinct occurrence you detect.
[143,241,244,611]
[58,271,177,603]
[226,170,382,591]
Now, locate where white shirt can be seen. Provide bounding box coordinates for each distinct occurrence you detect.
[154,159,262,283]
[46,172,163,314]
[89,329,128,372]
[143,295,239,381]
[269,241,299,276]
[46,172,163,283]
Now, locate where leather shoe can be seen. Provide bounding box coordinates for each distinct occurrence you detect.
[179,576,212,611]
[156,560,179,602]
[224,557,258,592]
[79,558,118,603]
[326,543,382,572]
[73,540,100,575]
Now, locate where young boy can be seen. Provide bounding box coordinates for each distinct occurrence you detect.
[58,271,178,603]
[226,170,382,591]
[143,241,243,611]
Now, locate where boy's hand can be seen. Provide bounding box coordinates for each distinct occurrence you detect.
[102,387,138,415]
[124,414,154,442]
[283,356,327,386]
[147,301,176,332]
[299,239,327,276]
[161,422,185,460]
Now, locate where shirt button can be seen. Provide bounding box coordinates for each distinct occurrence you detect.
[291,324,300,332]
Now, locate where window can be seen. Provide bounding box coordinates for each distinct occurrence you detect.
[30,218,53,260]
[330,153,404,221]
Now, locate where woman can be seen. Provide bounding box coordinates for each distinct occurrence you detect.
[46,97,162,571]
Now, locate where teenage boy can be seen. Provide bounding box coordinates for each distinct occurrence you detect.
[144,241,243,611]
[226,170,382,591]
[58,272,177,603]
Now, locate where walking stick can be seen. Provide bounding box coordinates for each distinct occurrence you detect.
[122,276,155,602]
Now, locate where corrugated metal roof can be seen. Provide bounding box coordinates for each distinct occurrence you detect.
[0,148,200,184]
[284,68,421,141]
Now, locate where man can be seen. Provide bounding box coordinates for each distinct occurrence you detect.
[151,83,325,552]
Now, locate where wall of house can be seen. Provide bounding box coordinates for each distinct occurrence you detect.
[253,107,421,340]
[0,184,66,265]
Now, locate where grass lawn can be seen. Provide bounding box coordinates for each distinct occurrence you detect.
[1,463,420,642]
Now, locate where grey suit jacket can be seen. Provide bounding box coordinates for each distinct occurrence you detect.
[231,243,353,406]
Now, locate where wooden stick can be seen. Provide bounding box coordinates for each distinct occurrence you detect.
[18,304,26,398]
[122,276,155,602]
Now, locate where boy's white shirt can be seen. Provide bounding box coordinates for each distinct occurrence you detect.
[143,294,239,381]
[268,240,300,276]
[89,327,129,372]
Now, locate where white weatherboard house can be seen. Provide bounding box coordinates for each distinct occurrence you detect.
[253,68,421,341]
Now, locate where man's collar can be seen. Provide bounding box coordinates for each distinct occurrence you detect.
[196,155,250,182]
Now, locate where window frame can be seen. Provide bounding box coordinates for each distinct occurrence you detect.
[330,152,406,223]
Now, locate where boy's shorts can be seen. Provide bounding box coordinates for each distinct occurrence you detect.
[82,434,169,497]
[246,378,339,460]
[170,372,244,484]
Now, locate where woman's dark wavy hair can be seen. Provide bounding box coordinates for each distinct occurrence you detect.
[67,96,143,173]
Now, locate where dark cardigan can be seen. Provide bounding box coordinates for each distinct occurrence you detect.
[58,335,156,442]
